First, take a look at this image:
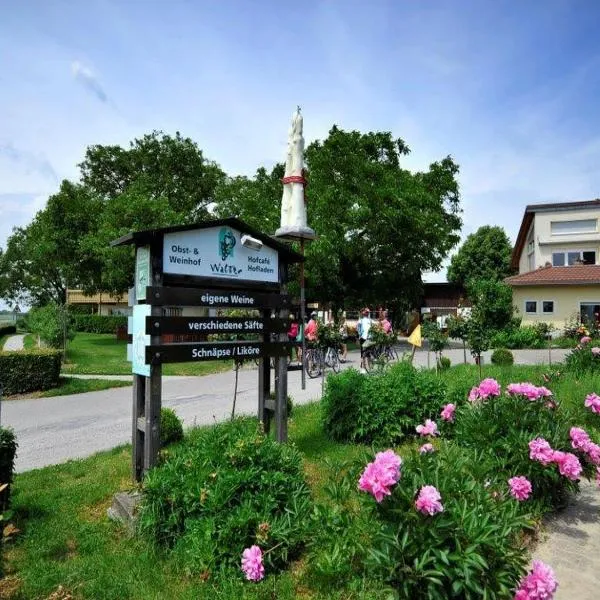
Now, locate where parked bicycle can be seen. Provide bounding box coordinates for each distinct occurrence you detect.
[304,343,341,378]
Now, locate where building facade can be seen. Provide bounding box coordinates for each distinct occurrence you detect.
[508,199,600,329]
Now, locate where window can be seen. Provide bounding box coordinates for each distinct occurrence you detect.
[580,303,600,325]
[552,250,596,266]
[525,301,537,314]
[551,219,597,235]
[542,301,554,314]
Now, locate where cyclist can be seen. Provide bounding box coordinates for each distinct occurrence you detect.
[357,307,373,373]
[305,311,319,343]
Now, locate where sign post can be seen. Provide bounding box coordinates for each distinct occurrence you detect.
[112,218,303,482]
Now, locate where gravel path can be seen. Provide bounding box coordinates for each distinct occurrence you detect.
[2,334,25,351]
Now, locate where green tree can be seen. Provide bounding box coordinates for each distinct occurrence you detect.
[213,165,283,232]
[447,226,514,287]
[305,127,462,312]
[0,181,102,306]
[467,278,515,333]
[79,131,224,220]
[27,303,75,350]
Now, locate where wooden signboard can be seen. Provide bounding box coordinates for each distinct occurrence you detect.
[146,341,293,364]
[111,218,303,482]
[146,316,287,336]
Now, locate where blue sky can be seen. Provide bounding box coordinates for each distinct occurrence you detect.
[2,0,600,285]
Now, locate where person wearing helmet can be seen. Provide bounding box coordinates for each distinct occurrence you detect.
[305,311,319,343]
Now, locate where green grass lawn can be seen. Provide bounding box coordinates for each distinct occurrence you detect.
[62,333,233,377]
[2,403,373,600]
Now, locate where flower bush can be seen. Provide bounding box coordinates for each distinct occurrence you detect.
[514,560,558,599]
[565,342,600,374]
[138,418,312,578]
[321,361,445,444]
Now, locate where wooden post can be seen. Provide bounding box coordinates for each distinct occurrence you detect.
[132,374,145,481]
[258,308,271,433]
[275,263,289,442]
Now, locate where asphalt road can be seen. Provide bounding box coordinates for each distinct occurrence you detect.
[2,346,570,472]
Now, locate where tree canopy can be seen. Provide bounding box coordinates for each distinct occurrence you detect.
[447,225,514,287]
[1,126,463,311]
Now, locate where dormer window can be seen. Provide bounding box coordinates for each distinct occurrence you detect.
[552,250,596,266]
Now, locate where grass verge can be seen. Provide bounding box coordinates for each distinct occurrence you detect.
[9,377,132,399]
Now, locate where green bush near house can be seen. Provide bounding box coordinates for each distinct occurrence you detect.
[0,349,62,394]
[138,417,312,578]
[490,325,547,349]
[27,304,75,349]
[0,427,17,512]
[321,361,446,445]
[72,315,128,334]
[438,356,451,370]
[160,408,184,447]
[491,348,514,366]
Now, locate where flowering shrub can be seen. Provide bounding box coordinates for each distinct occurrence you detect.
[414,485,444,515]
[508,476,532,501]
[358,449,402,502]
[468,377,501,402]
[454,382,589,510]
[419,443,434,454]
[138,418,311,578]
[440,403,456,422]
[565,342,600,374]
[416,419,439,437]
[322,361,445,444]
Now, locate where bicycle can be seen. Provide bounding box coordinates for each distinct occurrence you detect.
[324,345,341,373]
[304,345,324,378]
[362,342,392,373]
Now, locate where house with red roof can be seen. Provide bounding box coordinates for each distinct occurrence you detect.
[507,199,600,328]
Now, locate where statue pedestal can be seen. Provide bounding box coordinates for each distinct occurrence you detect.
[274,225,316,241]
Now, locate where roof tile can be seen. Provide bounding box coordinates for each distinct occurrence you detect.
[506,265,600,286]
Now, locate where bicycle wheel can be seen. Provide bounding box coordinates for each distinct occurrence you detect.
[305,349,322,378]
[324,347,335,368]
[328,347,341,373]
[363,349,374,373]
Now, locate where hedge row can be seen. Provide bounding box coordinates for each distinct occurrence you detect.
[73,314,128,334]
[0,325,16,337]
[0,349,62,395]
[0,427,17,511]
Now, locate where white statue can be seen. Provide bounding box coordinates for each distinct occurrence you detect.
[275,107,315,239]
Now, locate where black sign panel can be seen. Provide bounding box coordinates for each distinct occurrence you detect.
[146,286,291,308]
[145,341,295,364]
[146,316,287,335]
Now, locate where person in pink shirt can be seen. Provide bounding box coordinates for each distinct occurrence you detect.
[381,310,392,334]
[305,311,319,342]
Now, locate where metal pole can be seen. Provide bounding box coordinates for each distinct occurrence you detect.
[0,382,3,427]
[300,237,306,390]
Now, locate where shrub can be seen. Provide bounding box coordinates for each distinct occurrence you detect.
[491,326,546,349]
[0,325,16,337]
[491,348,514,366]
[322,361,446,445]
[160,408,184,447]
[438,356,451,370]
[452,387,590,511]
[565,343,600,374]
[15,317,27,331]
[311,445,529,598]
[27,304,75,349]
[0,428,17,511]
[0,349,62,394]
[72,314,128,334]
[138,418,312,578]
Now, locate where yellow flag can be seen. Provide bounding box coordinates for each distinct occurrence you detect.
[407,324,422,347]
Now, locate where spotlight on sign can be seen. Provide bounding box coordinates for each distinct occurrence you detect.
[241,234,264,251]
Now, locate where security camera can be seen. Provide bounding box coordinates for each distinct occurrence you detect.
[241,234,263,251]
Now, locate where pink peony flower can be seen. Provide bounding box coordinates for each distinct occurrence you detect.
[552,451,582,480]
[358,450,402,502]
[374,449,402,480]
[584,393,600,414]
[440,403,456,422]
[592,347,600,356]
[478,378,501,399]
[507,382,552,401]
[584,441,600,465]
[570,426,591,451]
[468,386,479,402]
[581,335,592,344]
[415,485,444,515]
[528,438,555,465]
[419,443,434,454]
[508,476,532,501]
[241,545,265,581]
[514,560,558,600]
[536,386,552,398]
[416,419,439,437]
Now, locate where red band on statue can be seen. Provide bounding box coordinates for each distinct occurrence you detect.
[281,175,306,185]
